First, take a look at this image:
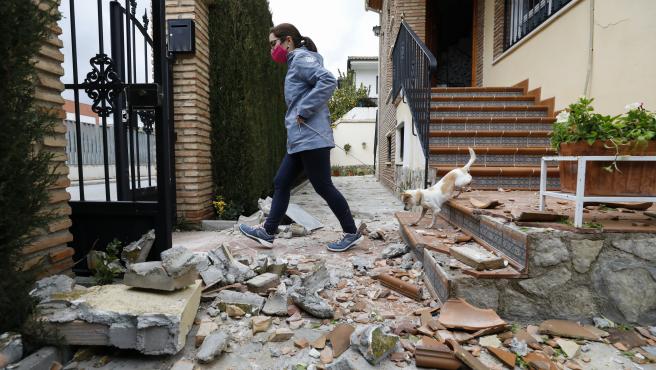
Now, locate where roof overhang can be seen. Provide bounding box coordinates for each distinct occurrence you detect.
[365,0,382,13]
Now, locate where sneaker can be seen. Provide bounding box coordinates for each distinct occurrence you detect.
[239,224,275,248]
[326,232,364,252]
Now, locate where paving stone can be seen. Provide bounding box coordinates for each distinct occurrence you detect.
[0,332,23,368]
[196,330,230,363]
[123,261,197,291]
[246,273,280,294]
[350,325,399,365]
[161,246,197,277]
[29,275,76,302]
[212,290,265,315]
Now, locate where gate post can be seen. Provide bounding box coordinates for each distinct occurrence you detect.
[166,0,215,223]
[24,0,75,276]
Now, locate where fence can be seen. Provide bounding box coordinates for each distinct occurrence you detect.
[64,120,155,166]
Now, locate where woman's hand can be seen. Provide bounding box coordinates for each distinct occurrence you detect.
[296,115,306,125]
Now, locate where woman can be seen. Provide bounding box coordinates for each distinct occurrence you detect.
[239,23,362,252]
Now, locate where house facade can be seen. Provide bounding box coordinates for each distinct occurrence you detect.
[347,56,379,104]
[366,0,656,192]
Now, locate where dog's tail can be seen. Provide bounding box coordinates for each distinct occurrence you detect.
[463,147,477,171]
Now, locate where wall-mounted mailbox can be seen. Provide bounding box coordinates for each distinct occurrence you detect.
[127,83,161,109]
[167,19,195,54]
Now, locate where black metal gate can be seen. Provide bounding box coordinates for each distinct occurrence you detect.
[63,0,175,273]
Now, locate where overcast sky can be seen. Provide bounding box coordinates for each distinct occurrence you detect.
[268,0,380,77]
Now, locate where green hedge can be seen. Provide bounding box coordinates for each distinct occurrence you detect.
[0,0,58,332]
[208,0,287,217]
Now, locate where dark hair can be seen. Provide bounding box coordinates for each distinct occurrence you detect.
[270,23,318,52]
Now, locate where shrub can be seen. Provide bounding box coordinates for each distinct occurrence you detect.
[329,70,376,123]
[208,0,287,216]
[0,0,59,332]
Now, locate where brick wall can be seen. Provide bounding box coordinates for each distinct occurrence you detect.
[166,0,214,223]
[24,0,75,277]
[474,0,486,86]
[493,0,506,58]
[376,0,426,191]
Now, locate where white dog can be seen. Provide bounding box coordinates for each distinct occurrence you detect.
[401,148,476,228]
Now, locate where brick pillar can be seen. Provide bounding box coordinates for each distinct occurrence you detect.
[166,0,214,222]
[23,0,75,277]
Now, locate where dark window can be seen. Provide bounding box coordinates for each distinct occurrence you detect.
[504,0,572,50]
[398,125,404,162]
[387,136,392,161]
[375,75,379,94]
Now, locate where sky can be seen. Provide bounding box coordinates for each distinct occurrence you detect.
[267,0,380,77]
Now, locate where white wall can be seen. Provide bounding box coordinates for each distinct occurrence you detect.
[394,94,426,190]
[350,60,379,99]
[331,107,376,167]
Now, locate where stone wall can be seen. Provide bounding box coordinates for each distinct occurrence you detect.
[166,0,214,223]
[23,0,75,277]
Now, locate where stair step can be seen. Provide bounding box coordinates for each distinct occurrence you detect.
[431,87,525,97]
[431,96,536,107]
[433,166,558,177]
[430,117,555,132]
[430,130,550,138]
[430,154,556,168]
[431,105,550,118]
[429,146,556,155]
[429,130,551,148]
[430,166,559,190]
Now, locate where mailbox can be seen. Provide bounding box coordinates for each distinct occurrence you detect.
[126,83,161,109]
[167,19,195,54]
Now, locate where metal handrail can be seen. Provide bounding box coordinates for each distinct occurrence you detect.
[392,20,438,187]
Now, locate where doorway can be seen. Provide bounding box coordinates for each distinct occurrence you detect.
[426,0,474,87]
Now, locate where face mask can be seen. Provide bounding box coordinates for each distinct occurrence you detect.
[271,43,288,64]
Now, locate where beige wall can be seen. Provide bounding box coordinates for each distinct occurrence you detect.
[483,0,656,115]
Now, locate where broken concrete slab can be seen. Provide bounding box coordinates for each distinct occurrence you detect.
[478,334,502,348]
[251,316,272,334]
[286,203,323,231]
[246,273,280,294]
[449,244,505,271]
[0,332,23,368]
[196,330,229,363]
[262,283,288,316]
[121,229,155,265]
[350,325,399,365]
[196,320,219,347]
[258,197,272,215]
[200,244,257,289]
[123,261,198,291]
[556,338,580,358]
[301,263,331,292]
[225,305,245,317]
[170,359,197,370]
[42,281,202,355]
[381,243,409,259]
[29,275,76,302]
[290,287,334,319]
[161,246,197,278]
[212,290,265,315]
[8,346,62,370]
[269,328,294,342]
[238,211,265,227]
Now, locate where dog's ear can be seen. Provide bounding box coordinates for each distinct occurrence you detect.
[401,192,410,202]
[415,191,423,204]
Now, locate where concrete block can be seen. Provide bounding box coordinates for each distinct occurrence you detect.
[246,273,280,294]
[196,331,229,363]
[109,323,137,349]
[124,261,198,291]
[0,332,22,368]
[212,289,265,315]
[161,246,197,277]
[11,346,61,370]
[29,275,75,302]
[121,229,155,264]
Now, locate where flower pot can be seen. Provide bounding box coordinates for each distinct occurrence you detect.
[559,140,656,196]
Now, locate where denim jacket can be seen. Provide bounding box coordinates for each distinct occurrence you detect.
[284,47,336,154]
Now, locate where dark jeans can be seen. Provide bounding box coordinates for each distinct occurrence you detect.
[263,147,357,235]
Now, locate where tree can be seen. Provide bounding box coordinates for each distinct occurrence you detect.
[328,70,376,123]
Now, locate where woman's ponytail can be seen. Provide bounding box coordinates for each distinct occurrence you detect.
[301,36,318,52]
[270,23,319,52]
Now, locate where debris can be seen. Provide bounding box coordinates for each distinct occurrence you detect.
[375,274,422,301]
[309,348,321,358]
[486,346,516,368]
[556,338,580,358]
[196,320,219,347]
[369,228,386,240]
[509,338,529,356]
[523,351,559,370]
[414,343,462,369]
[301,263,331,292]
[454,235,473,243]
[262,282,288,316]
[170,359,197,370]
[381,243,409,259]
[120,229,155,264]
[478,335,502,348]
[258,197,272,215]
[593,317,615,329]
[350,256,375,272]
[438,299,506,331]
[446,339,488,370]
[320,347,333,364]
[469,197,502,209]
[289,223,309,237]
[226,305,245,318]
[8,346,62,370]
[196,330,230,363]
[449,244,505,271]
[212,289,265,315]
[326,357,356,370]
[246,273,280,294]
[161,246,197,278]
[538,320,602,341]
[251,316,272,334]
[0,332,23,368]
[295,338,309,349]
[596,201,653,210]
[290,287,334,319]
[312,335,327,349]
[238,210,265,227]
[511,210,568,222]
[608,328,648,349]
[269,328,294,342]
[325,324,355,358]
[123,261,197,291]
[350,325,399,365]
[39,281,202,355]
[199,244,256,289]
[286,203,324,231]
[29,275,76,302]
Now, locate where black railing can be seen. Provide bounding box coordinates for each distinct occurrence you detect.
[505,0,572,49]
[392,20,437,187]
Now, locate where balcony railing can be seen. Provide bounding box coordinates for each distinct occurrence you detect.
[392,20,437,186]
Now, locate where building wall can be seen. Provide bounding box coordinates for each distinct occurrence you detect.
[394,96,426,191]
[483,0,656,115]
[350,60,379,98]
[166,0,214,222]
[25,0,75,277]
[375,0,427,192]
[331,108,377,167]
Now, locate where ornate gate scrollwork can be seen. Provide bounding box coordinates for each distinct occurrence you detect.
[83,53,124,118]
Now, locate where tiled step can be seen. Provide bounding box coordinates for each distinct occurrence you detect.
[431,86,524,97]
[429,130,551,147]
[429,146,557,167]
[430,165,559,190]
[431,95,536,107]
[431,105,550,118]
[430,117,555,132]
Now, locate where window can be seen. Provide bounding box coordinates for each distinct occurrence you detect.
[396,123,405,162]
[504,0,572,49]
[375,75,379,94]
[386,135,392,162]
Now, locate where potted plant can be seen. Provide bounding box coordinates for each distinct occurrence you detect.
[344,143,352,154]
[552,98,656,196]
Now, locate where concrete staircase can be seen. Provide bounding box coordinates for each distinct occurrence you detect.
[429,86,559,190]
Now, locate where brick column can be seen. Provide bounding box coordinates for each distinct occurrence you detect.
[23,0,75,277]
[166,0,214,222]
